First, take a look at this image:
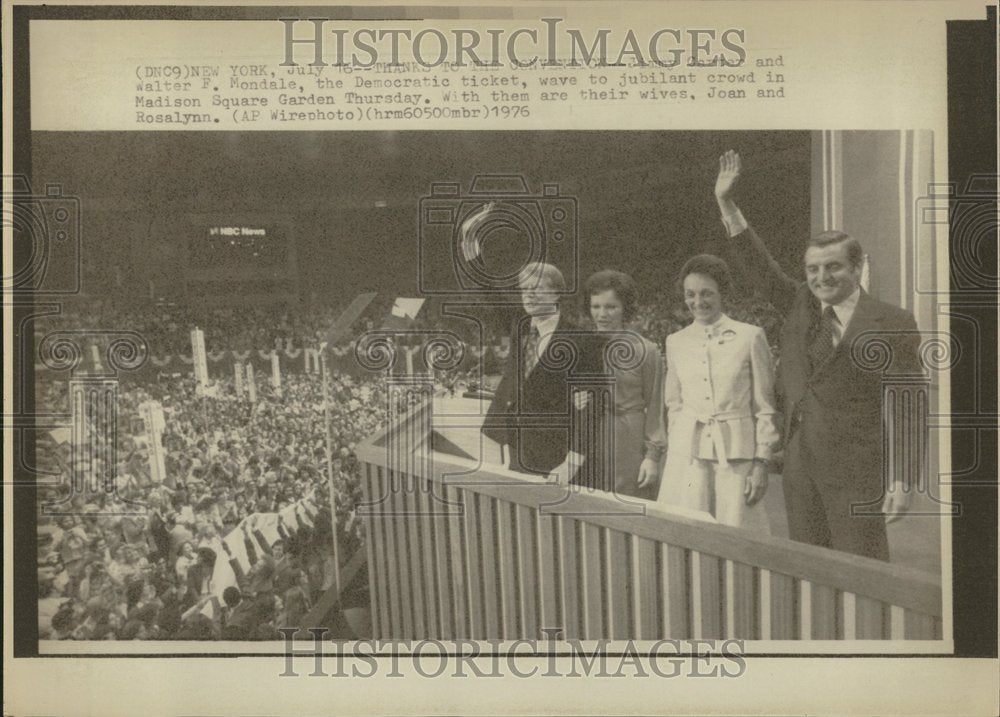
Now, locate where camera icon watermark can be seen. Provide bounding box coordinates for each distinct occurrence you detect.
[913,174,997,298]
[418,175,578,296]
[2,175,82,295]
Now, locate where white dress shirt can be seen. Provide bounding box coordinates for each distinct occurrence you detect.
[529,312,560,363]
[821,287,860,346]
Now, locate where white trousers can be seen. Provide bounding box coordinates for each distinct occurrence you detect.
[658,455,770,533]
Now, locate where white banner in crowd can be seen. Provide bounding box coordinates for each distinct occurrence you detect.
[270,352,282,395]
[191,327,209,395]
[248,512,282,548]
[246,364,257,403]
[206,536,238,606]
[278,504,300,533]
[223,530,251,576]
[234,361,245,398]
[89,344,102,373]
[190,493,321,621]
[304,347,321,374]
[138,400,167,485]
[404,345,420,375]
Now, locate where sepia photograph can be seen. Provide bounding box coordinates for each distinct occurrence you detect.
[23,129,947,649]
[4,2,996,715]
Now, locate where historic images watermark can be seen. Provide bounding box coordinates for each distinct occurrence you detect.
[279,19,748,70]
[277,629,748,678]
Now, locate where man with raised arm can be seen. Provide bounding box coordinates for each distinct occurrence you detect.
[463,204,607,487]
[713,150,921,561]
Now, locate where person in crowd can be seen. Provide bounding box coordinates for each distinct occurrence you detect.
[54,516,89,580]
[182,547,217,610]
[279,570,314,629]
[174,541,197,585]
[583,269,666,499]
[712,150,921,559]
[219,586,257,639]
[657,254,779,532]
[270,540,299,594]
[50,601,78,640]
[167,512,195,559]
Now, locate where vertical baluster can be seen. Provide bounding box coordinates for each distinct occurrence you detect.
[768,572,797,639]
[903,610,936,640]
[661,545,690,638]
[537,510,560,637]
[558,516,581,639]
[363,465,390,638]
[430,484,453,640]
[516,505,540,640]
[855,596,886,639]
[605,529,631,639]
[633,537,659,640]
[389,471,412,638]
[377,469,399,638]
[404,482,427,638]
[479,495,501,638]
[889,606,905,640]
[842,592,857,640]
[580,522,604,639]
[798,580,813,640]
[417,480,440,638]
[727,560,756,639]
[692,552,722,639]
[445,485,467,639]
[810,584,839,639]
[462,491,485,639]
[496,501,520,637]
[759,568,772,640]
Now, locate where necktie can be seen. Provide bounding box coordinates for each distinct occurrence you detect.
[808,305,839,373]
[524,326,540,375]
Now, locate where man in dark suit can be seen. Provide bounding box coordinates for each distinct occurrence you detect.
[480,260,607,486]
[714,151,921,561]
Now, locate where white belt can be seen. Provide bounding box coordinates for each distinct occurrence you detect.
[686,409,751,465]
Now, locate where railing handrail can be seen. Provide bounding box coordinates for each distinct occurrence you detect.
[359,394,433,450]
[356,440,942,618]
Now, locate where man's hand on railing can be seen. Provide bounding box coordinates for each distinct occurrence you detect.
[550,452,583,488]
[636,457,659,489]
[882,481,912,523]
[744,460,769,507]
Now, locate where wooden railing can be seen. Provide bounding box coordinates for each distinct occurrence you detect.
[353,399,942,641]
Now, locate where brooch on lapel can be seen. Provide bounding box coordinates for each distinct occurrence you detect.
[717,328,738,346]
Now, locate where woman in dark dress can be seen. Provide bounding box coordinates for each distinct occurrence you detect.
[584,270,666,499]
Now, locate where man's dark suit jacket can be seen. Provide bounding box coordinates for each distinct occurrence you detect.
[481,313,607,478]
[732,225,922,492]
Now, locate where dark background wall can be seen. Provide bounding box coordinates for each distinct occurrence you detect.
[30,130,811,306]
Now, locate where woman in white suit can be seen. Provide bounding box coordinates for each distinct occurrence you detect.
[657,254,779,532]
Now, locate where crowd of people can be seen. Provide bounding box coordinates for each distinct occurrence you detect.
[36,350,390,640]
[36,298,357,356]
